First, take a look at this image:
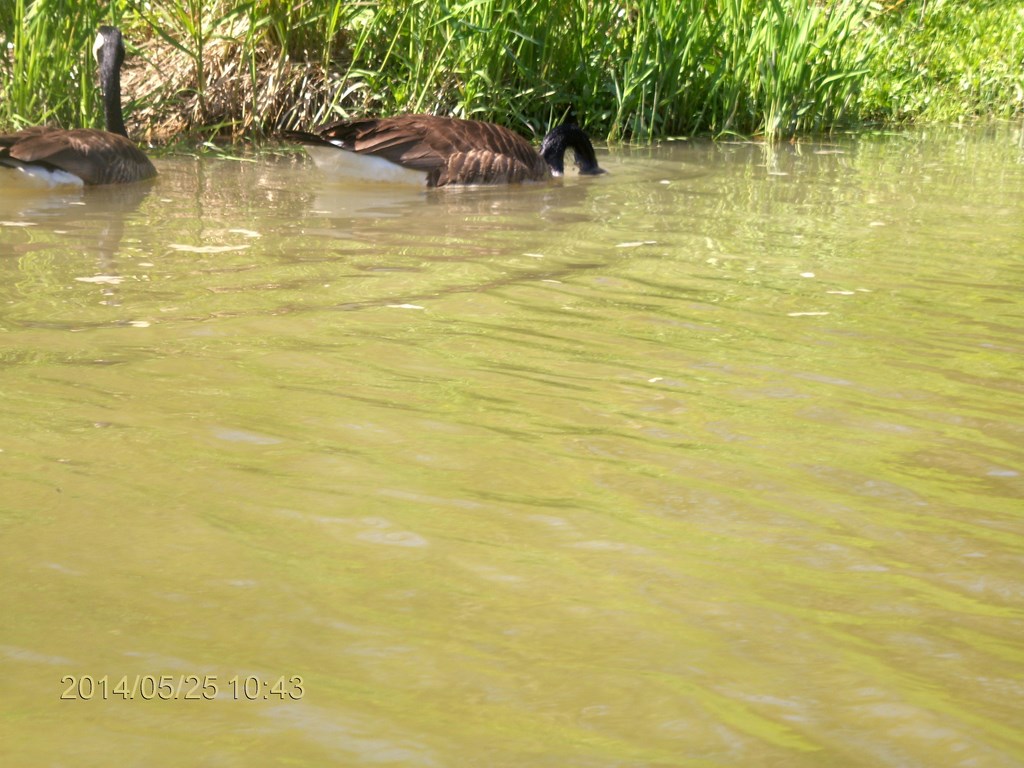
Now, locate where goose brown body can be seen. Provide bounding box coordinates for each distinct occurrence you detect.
[290,114,603,187]
[0,27,156,187]
[0,126,155,186]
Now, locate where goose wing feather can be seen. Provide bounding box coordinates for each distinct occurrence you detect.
[312,115,548,186]
[0,127,156,185]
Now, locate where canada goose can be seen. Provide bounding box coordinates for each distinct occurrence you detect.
[288,115,605,187]
[0,26,156,187]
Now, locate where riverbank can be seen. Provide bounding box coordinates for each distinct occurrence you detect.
[1,0,1022,144]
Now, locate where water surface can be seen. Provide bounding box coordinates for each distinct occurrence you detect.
[2,125,1023,766]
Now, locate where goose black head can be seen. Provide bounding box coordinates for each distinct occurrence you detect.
[93,26,125,73]
[92,26,128,137]
[539,123,605,177]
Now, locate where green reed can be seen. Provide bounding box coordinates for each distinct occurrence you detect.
[711,0,871,137]
[1,0,1021,142]
[0,0,110,130]
[335,0,873,140]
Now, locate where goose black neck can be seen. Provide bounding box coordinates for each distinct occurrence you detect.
[96,29,128,137]
[539,123,604,177]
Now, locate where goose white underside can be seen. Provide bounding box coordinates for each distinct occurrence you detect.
[3,164,85,188]
[303,144,428,186]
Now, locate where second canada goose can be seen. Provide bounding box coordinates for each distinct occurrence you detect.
[0,26,156,187]
[288,115,605,187]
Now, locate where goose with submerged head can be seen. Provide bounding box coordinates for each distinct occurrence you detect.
[0,26,157,187]
[287,114,605,187]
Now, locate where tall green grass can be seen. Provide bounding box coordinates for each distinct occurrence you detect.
[1,0,1021,142]
[336,0,873,140]
[0,0,111,130]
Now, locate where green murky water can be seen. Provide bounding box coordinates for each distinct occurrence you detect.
[2,125,1022,766]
